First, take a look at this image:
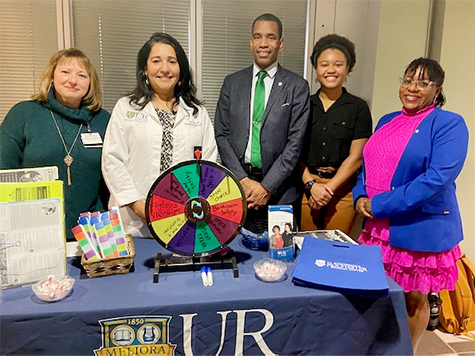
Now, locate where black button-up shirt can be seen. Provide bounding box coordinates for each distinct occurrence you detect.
[302,88,372,169]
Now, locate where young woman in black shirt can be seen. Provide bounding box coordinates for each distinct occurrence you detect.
[300,34,372,235]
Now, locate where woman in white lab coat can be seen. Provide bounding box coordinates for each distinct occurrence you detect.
[102,32,217,237]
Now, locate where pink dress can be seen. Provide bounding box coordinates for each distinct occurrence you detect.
[359,105,460,294]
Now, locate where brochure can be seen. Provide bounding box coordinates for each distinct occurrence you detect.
[0,199,66,287]
[268,205,295,260]
[0,179,66,288]
[0,166,58,183]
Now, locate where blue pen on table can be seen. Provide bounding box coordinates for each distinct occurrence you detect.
[201,266,209,287]
[206,266,213,286]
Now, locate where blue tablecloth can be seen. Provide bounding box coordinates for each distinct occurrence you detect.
[0,237,412,355]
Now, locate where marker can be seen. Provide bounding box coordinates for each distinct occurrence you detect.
[206,266,213,286]
[201,266,209,286]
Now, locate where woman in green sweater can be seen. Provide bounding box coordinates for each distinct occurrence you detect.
[0,48,110,241]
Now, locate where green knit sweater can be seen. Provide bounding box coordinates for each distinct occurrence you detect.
[0,91,110,241]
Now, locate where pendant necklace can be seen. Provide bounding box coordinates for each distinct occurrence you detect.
[50,110,83,186]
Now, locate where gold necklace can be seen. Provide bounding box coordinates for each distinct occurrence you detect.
[50,110,83,186]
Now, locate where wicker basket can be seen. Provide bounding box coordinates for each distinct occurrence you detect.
[81,234,135,278]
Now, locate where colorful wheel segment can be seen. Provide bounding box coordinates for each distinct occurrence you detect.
[145,160,247,257]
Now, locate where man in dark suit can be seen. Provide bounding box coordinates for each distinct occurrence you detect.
[215,13,310,228]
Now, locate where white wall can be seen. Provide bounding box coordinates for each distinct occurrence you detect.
[371,0,474,261]
[439,0,475,261]
[310,0,380,104]
[372,0,432,121]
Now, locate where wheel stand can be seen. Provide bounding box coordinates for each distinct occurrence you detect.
[153,248,239,283]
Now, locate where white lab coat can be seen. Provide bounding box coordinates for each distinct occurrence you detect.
[102,96,218,237]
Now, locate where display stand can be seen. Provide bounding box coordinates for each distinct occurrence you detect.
[153,248,239,283]
[145,159,247,283]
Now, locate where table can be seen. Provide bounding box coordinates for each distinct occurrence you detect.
[0,237,413,355]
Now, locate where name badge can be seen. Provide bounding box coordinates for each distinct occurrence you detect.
[81,132,103,148]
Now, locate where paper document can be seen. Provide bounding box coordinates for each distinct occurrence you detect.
[0,199,67,287]
[0,180,63,203]
[0,166,58,182]
[293,229,357,249]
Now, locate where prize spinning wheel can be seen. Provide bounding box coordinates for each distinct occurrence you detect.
[145,160,247,257]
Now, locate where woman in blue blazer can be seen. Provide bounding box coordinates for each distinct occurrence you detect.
[353,58,468,353]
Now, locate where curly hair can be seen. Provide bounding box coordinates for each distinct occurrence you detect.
[310,34,356,72]
[129,32,201,115]
[404,57,446,107]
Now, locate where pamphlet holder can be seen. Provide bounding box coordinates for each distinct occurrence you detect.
[153,248,239,283]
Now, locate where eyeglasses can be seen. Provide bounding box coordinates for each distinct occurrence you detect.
[399,77,438,89]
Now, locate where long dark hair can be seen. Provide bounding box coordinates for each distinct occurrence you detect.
[129,32,201,114]
[404,57,446,107]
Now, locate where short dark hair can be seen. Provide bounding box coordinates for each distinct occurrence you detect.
[252,13,283,39]
[129,32,201,114]
[404,57,446,107]
[310,34,356,72]
[272,225,281,232]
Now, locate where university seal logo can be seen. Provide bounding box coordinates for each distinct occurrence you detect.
[315,259,326,267]
[94,315,176,356]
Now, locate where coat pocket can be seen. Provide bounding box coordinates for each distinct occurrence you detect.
[421,202,451,215]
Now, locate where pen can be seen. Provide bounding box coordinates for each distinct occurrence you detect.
[201,266,209,286]
[206,266,213,286]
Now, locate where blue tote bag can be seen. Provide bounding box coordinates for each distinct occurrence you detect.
[292,236,389,297]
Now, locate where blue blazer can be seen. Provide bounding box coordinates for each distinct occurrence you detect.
[353,108,469,252]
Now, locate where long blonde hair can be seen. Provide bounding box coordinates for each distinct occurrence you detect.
[32,48,102,112]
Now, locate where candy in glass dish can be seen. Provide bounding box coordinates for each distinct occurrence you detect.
[32,274,75,302]
[253,258,287,282]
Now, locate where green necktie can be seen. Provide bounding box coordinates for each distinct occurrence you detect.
[250,70,267,168]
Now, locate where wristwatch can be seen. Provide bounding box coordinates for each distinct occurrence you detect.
[304,179,317,191]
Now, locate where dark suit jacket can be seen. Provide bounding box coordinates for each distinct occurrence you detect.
[215,64,310,204]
